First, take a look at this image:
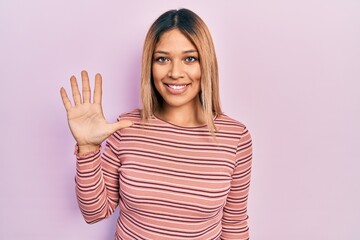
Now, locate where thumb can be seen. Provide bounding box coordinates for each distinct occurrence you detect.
[108,120,133,133]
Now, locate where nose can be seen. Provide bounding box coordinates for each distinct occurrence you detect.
[168,60,184,79]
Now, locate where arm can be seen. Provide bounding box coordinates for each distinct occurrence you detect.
[60,71,132,223]
[221,128,253,239]
[75,133,122,223]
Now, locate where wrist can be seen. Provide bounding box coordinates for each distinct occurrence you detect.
[77,144,100,155]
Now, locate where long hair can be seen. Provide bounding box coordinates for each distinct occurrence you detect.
[141,8,222,132]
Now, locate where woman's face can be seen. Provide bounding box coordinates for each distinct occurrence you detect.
[152,29,201,111]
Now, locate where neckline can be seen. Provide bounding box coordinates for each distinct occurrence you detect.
[152,114,217,129]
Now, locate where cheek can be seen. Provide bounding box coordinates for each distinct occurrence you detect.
[189,65,201,82]
[151,65,159,82]
[151,65,165,93]
[152,65,167,82]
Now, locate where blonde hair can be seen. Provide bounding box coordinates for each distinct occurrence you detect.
[141,8,222,132]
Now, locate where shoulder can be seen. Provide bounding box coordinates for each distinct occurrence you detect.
[216,115,252,156]
[215,114,250,138]
[118,108,142,122]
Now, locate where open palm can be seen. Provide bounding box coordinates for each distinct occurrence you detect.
[60,71,132,150]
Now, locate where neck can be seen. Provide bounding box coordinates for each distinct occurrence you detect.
[157,101,205,127]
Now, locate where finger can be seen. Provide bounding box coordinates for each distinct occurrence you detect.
[93,73,102,104]
[60,87,73,111]
[108,120,133,134]
[70,75,82,105]
[81,70,91,103]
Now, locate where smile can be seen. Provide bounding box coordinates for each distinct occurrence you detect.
[166,84,189,90]
[164,83,190,95]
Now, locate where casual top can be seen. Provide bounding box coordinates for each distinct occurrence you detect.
[75,109,252,240]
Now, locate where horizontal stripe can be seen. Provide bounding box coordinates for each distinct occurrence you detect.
[75,109,252,239]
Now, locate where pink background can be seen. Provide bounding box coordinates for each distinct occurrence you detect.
[1,0,359,239]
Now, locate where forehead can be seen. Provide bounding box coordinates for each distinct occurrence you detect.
[155,29,197,51]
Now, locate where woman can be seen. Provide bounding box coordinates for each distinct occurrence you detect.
[60,8,252,240]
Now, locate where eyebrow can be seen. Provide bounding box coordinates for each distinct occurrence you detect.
[154,50,198,54]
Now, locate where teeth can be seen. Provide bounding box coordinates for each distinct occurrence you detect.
[168,84,187,90]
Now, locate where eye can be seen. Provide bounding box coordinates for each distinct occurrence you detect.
[185,56,198,63]
[155,57,169,63]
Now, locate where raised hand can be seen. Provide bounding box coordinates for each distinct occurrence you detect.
[60,71,132,154]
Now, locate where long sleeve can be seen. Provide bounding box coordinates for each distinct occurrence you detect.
[75,132,122,224]
[73,109,253,239]
[221,128,253,239]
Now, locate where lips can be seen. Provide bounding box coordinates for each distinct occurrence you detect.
[164,83,190,94]
[167,84,188,89]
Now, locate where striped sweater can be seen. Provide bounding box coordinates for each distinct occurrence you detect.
[75,109,252,239]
